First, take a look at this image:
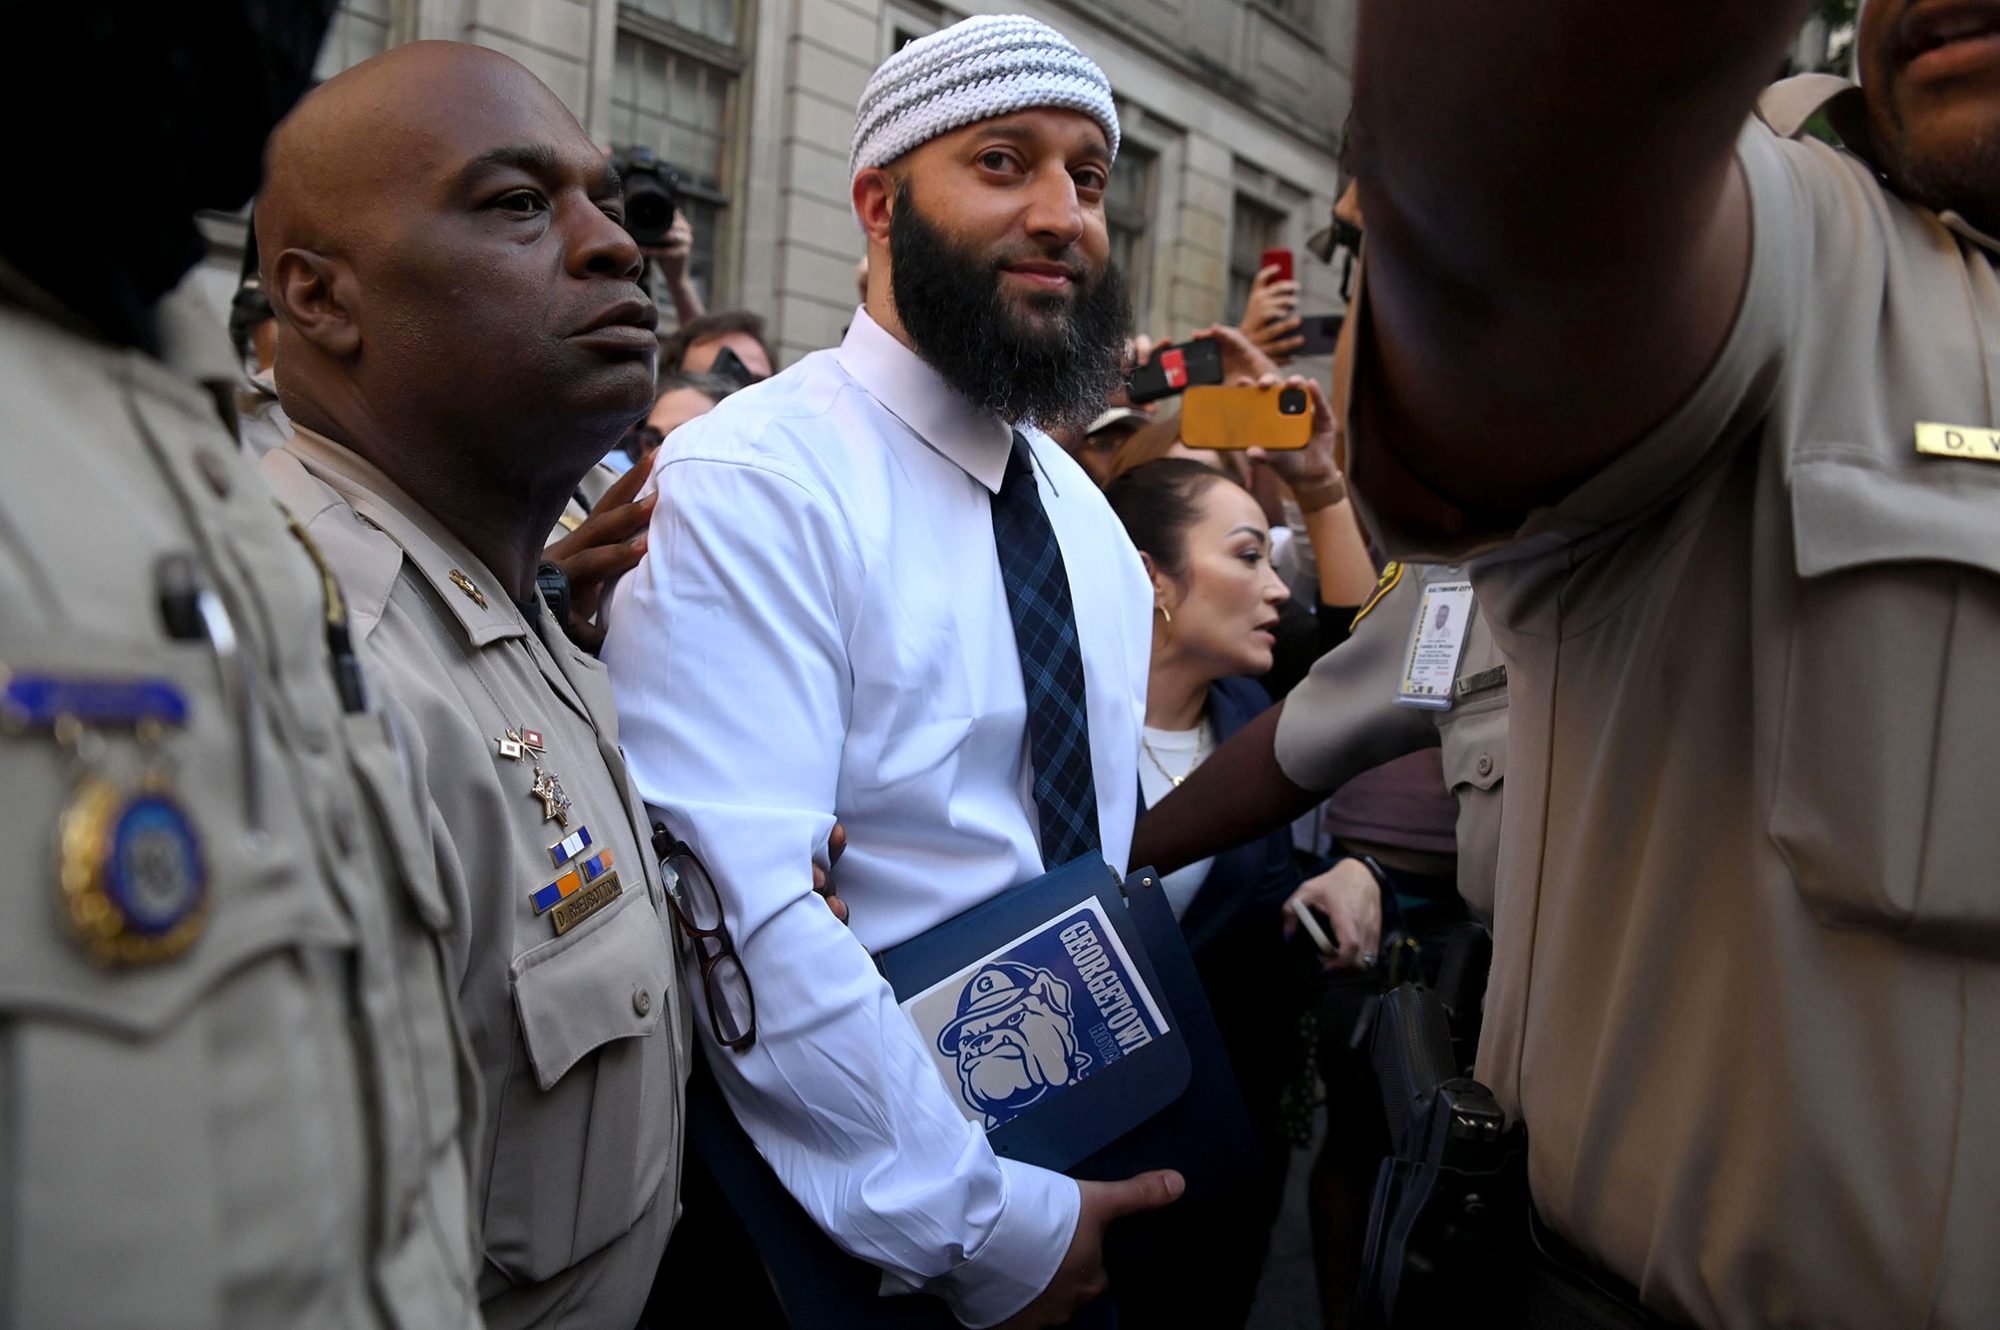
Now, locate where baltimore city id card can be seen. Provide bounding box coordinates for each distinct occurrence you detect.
[877,856,1193,1171]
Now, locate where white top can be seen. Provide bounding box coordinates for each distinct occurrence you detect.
[601,308,1154,1327]
[1137,723,1216,919]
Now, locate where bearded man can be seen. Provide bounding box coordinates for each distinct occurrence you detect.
[602,15,1178,1328]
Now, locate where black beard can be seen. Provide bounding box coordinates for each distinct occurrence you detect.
[888,182,1130,433]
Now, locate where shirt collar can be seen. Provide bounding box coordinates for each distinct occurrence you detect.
[281,426,527,647]
[1756,74,2000,259]
[835,306,1015,493]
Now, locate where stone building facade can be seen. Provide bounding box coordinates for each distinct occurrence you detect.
[198,0,1354,366]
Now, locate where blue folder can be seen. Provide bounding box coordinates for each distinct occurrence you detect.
[685,858,1260,1328]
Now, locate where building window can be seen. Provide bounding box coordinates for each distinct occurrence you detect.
[1105,145,1156,327]
[1228,195,1285,326]
[612,3,747,307]
[313,0,391,82]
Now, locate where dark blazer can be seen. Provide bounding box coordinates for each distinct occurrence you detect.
[1114,673,1307,1330]
[1163,675,1300,959]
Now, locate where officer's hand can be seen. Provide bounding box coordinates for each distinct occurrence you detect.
[544,451,656,653]
[997,1171,1184,1328]
[1239,265,1304,361]
[1287,858,1381,969]
[813,821,849,925]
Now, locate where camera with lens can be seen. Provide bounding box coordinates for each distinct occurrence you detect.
[609,144,681,248]
[1277,385,1310,415]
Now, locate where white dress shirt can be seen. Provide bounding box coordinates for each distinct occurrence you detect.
[602,308,1153,1327]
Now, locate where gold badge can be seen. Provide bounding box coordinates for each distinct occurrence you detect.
[551,869,623,935]
[1915,422,2000,463]
[60,773,208,967]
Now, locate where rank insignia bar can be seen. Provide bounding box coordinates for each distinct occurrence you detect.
[531,866,583,915]
[547,825,593,867]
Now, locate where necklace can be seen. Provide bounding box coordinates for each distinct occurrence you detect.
[1141,726,1209,788]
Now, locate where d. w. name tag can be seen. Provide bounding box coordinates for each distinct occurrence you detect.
[1915,421,2000,463]
[552,870,623,935]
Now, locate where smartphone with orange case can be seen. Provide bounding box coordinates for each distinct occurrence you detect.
[1180,384,1314,451]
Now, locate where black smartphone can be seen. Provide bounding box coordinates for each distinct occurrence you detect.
[1126,336,1224,404]
[1293,313,1345,358]
[709,345,761,389]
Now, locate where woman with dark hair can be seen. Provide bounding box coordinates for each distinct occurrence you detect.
[1102,379,1350,1327]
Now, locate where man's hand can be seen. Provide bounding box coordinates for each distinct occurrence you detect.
[1287,858,1382,970]
[813,821,849,925]
[544,450,656,652]
[1239,264,1303,361]
[997,1171,1185,1328]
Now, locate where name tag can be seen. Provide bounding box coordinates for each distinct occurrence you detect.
[1396,580,1475,710]
[1915,421,2000,463]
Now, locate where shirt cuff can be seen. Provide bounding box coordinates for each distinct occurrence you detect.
[922,1160,1080,1329]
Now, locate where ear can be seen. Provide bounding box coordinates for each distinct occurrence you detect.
[1137,550,1174,610]
[268,247,361,360]
[852,167,897,248]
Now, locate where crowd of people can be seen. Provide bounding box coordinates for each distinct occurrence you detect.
[3,2,1997,1329]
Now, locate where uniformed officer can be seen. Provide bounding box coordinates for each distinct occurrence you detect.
[0,5,481,1327]
[1348,0,2000,1324]
[252,42,690,1330]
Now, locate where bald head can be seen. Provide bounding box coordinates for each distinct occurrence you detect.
[261,40,656,529]
[262,42,595,269]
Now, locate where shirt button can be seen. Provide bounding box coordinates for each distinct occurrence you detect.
[1476,754,1494,778]
[194,448,234,498]
[633,987,653,1018]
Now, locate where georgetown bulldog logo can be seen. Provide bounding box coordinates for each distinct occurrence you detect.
[937,960,1094,1127]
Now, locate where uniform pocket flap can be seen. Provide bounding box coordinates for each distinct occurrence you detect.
[1437,698,1508,793]
[1791,450,2000,581]
[510,885,672,1092]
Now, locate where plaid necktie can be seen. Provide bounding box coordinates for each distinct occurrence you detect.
[991,432,1101,868]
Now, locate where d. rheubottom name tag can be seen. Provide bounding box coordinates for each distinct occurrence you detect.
[901,898,1172,1130]
[551,869,622,935]
[1916,421,2000,463]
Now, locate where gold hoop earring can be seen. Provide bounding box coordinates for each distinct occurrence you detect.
[1155,603,1173,627]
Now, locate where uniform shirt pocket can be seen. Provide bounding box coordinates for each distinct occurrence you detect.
[484,885,678,1284]
[1771,451,2000,948]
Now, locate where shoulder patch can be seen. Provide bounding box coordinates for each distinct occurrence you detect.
[1350,561,1404,632]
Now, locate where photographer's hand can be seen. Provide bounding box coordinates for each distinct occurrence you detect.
[640,211,704,324]
[1240,264,1304,362]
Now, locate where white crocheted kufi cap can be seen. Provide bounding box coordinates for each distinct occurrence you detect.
[849,14,1120,179]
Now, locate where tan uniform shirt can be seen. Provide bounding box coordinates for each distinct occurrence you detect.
[262,429,687,1330]
[1274,562,1507,918]
[0,276,479,1328]
[1345,79,2000,1327]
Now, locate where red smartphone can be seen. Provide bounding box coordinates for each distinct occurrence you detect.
[1260,248,1294,284]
